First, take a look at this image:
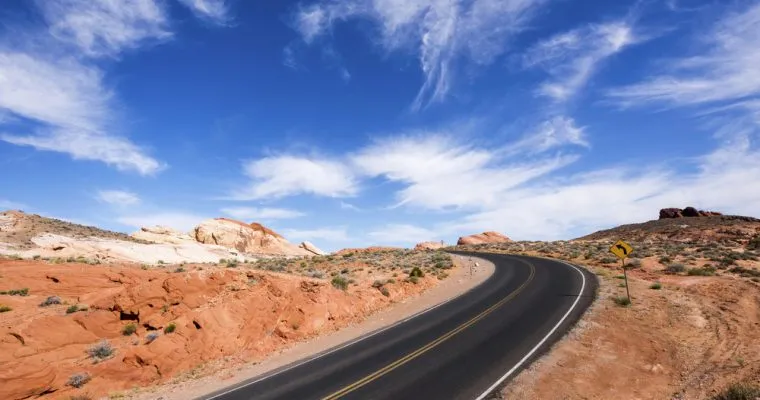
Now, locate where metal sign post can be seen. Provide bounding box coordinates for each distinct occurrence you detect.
[610,239,634,304]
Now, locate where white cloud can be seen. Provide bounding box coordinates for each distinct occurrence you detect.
[291,0,549,109]
[368,223,437,245]
[0,2,166,175]
[40,0,172,58]
[116,212,205,232]
[232,155,358,200]
[507,116,588,154]
[176,0,231,25]
[220,207,306,220]
[96,190,141,206]
[524,20,639,102]
[280,227,350,242]
[442,140,760,240]
[609,3,760,109]
[339,201,362,211]
[351,133,577,209]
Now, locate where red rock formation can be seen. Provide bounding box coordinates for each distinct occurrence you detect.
[659,207,723,219]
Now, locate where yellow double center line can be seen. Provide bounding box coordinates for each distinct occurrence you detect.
[321,259,536,400]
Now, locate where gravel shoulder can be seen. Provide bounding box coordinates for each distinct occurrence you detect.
[132,254,495,400]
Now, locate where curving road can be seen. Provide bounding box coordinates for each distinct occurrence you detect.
[200,253,597,400]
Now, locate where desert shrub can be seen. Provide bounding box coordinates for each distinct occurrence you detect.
[747,235,760,250]
[372,280,384,288]
[729,266,760,277]
[67,372,91,388]
[626,258,642,269]
[226,259,238,268]
[0,288,29,296]
[164,323,176,334]
[67,305,85,314]
[649,282,662,290]
[687,266,716,276]
[658,255,672,264]
[174,267,185,273]
[612,296,631,307]
[711,383,760,400]
[145,332,159,344]
[122,323,137,336]
[342,253,354,259]
[409,276,419,284]
[157,260,165,264]
[664,263,686,274]
[409,267,424,278]
[88,340,114,360]
[0,305,11,313]
[40,295,62,307]
[600,257,618,264]
[331,276,348,290]
[380,287,390,297]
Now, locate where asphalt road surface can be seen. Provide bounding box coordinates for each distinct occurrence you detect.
[201,252,598,400]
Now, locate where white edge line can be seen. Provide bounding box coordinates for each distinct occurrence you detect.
[473,260,587,400]
[205,254,488,400]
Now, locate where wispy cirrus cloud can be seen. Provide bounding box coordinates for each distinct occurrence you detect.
[524,20,640,102]
[96,190,141,206]
[231,155,359,200]
[608,3,760,110]
[176,0,232,25]
[39,0,172,58]
[220,207,306,220]
[351,132,578,210]
[291,0,549,109]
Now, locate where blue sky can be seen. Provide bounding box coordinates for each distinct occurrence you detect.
[1,0,759,251]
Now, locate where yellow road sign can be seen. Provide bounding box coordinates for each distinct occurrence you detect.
[609,240,633,259]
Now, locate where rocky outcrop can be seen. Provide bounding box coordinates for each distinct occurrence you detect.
[415,241,445,251]
[299,241,326,256]
[659,207,723,219]
[457,231,511,246]
[193,218,311,256]
[131,226,196,245]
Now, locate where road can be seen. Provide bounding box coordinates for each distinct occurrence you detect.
[200,253,597,400]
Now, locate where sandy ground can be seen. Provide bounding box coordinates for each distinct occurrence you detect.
[501,264,760,400]
[129,254,494,400]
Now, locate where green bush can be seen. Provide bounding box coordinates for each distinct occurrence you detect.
[67,372,91,388]
[409,267,424,278]
[372,280,384,288]
[649,282,662,290]
[665,263,686,274]
[687,266,716,276]
[658,255,672,264]
[711,383,760,400]
[612,296,631,307]
[747,235,760,250]
[0,288,29,296]
[331,276,348,290]
[164,323,176,334]
[87,340,114,360]
[122,323,137,336]
[409,276,419,284]
[380,287,390,297]
[0,305,11,313]
[66,304,86,314]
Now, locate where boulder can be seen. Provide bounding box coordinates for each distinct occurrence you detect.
[131,226,196,245]
[457,231,511,246]
[193,218,312,256]
[659,208,683,219]
[659,207,723,219]
[415,241,445,251]
[299,241,326,256]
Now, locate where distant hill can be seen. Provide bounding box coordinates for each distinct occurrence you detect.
[575,215,760,245]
